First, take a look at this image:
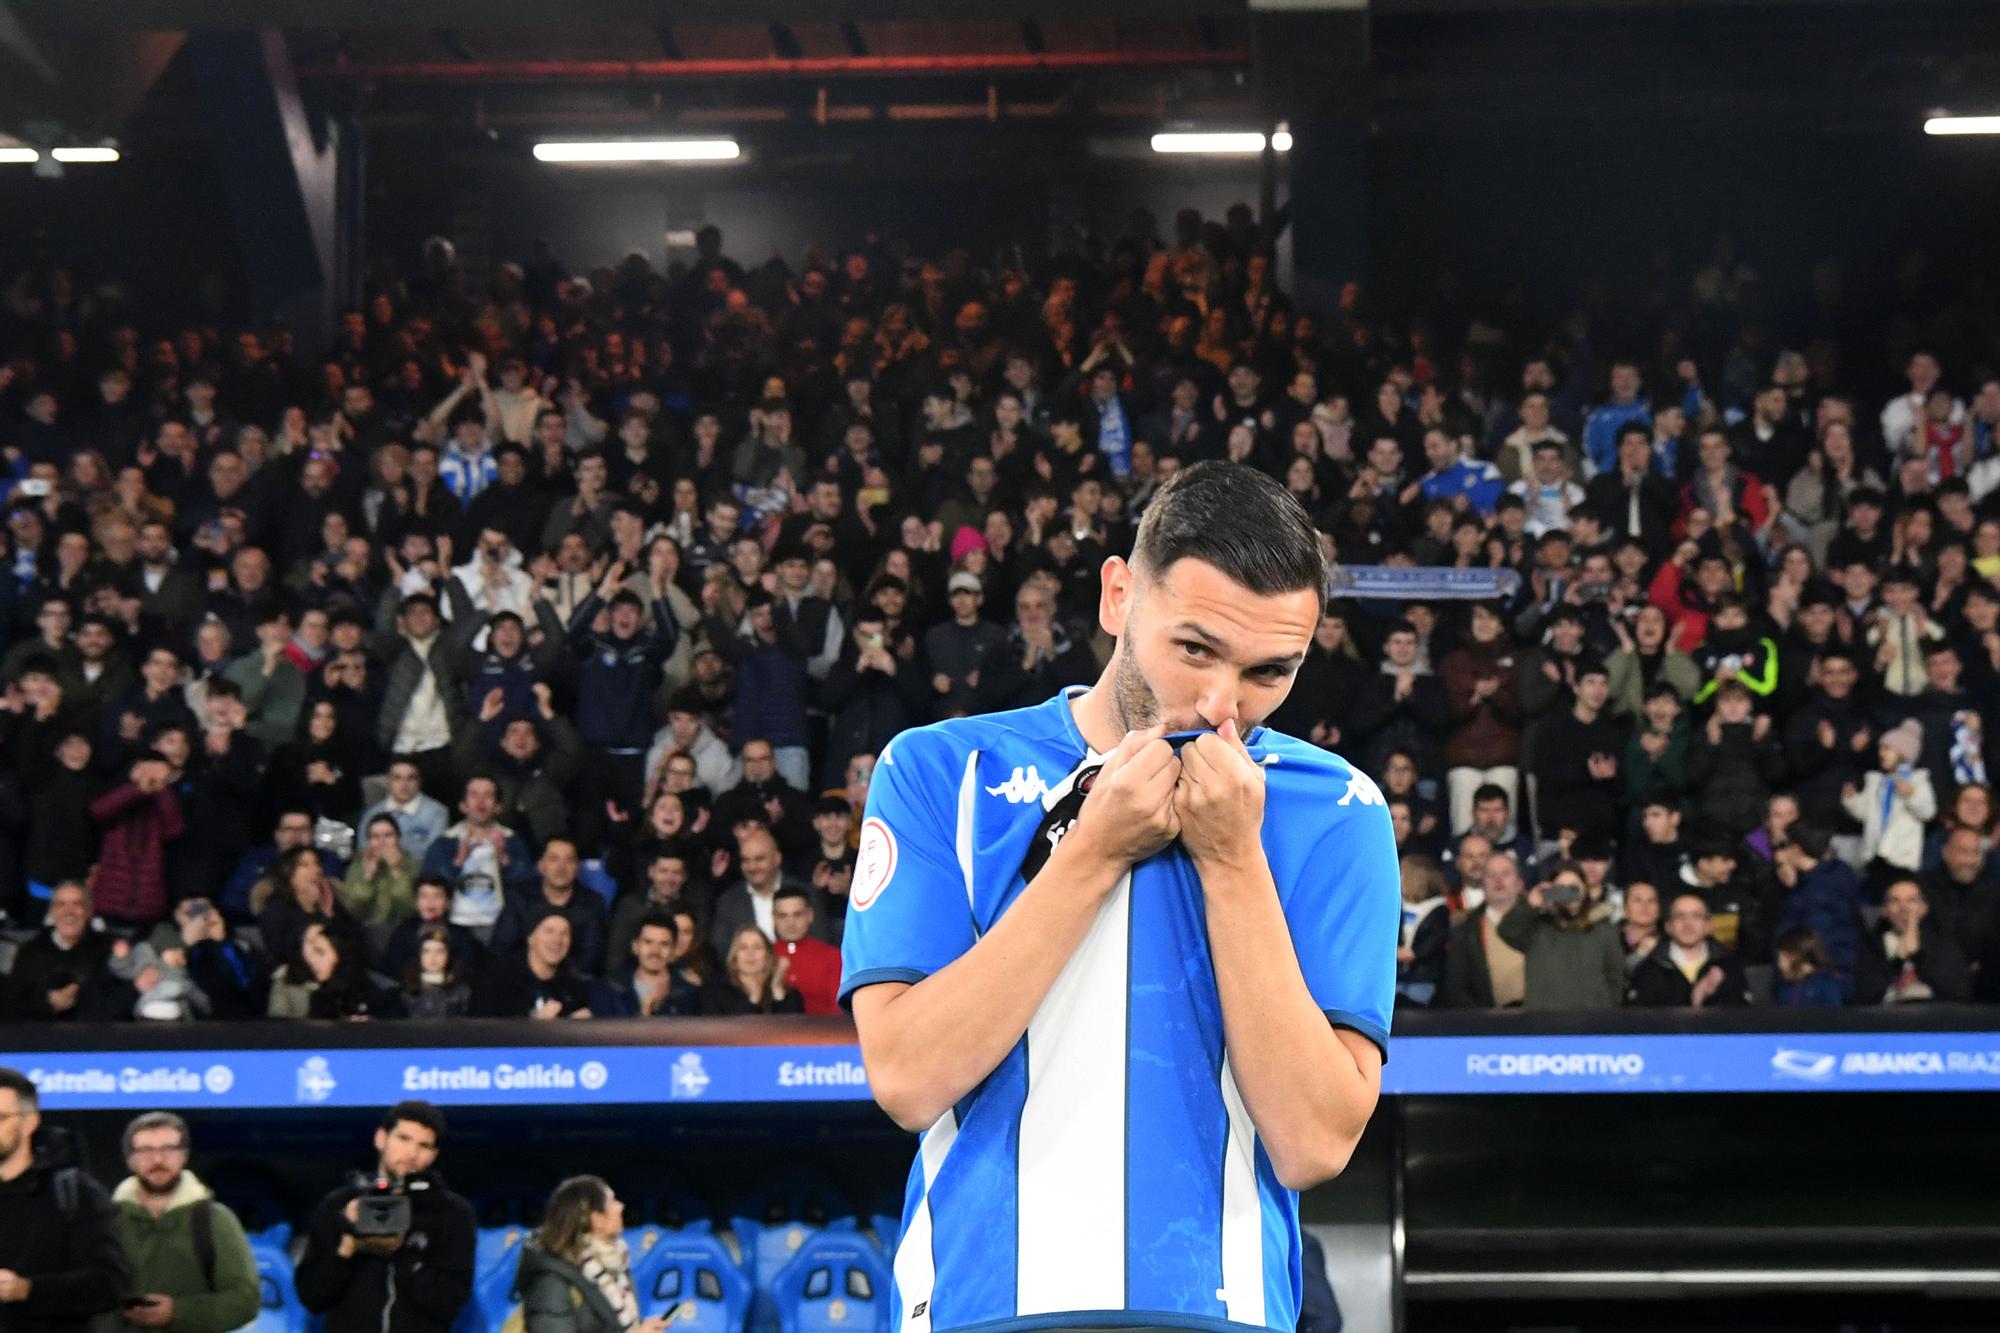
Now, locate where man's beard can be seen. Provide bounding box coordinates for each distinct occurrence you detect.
[1109,643,1161,735]
[139,1170,181,1198]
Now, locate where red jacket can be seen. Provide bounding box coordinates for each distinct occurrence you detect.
[775,935,844,1016]
[89,782,184,922]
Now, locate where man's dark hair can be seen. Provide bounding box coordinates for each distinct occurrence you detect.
[1472,784,1510,808]
[1131,461,1324,597]
[636,909,679,937]
[381,1100,446,1142]
[0,1067,37,1112]
[1616,421,1652,446]
[773,883,812,907]
[1790,821,1833,860]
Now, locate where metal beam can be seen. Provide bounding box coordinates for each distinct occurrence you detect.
[294,50,1247,82]
[12,0,1252,26]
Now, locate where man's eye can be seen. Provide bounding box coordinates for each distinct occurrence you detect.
[1180,642,1209,660]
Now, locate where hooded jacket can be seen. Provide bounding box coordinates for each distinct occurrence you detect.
[106,1172,260,1333]
[295,1172,475,1333]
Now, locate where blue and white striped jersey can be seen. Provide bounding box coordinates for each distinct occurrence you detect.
[839,687,1399,1333]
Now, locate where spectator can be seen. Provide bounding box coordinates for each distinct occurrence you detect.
[972,582,1094,716]
[1494,861,1626,1009]
[1854,877,1972,1004]
[258,846,357,971]
[770,885,842,1016]
[3,882,118,1022]
[1618,880,1664,972]
[709,828,830,957]
[343,814,419,928]
[1441,849,1527,1008]
[513,1177,668,1333]
[700,926,803,1016]
[0,1067,130,1333]
[565,561,678,849]
[1627,891,1752,1007]
[490,838,607,976]
[472,907,591,1019]
[400,926,474,1020]
[89,752,185,928]
[605,849,695,967]
[379,876,485,983]
[1438,602,1522,835]
[107,1112,260,1333]
[222,810,340,921]
[924,570,1006,720]
[1770,822,1863,991]
[1683,680,1786,837]
[370,592,468,802]
[1842,720,1938,887]
[1530,657,1623,840]
[295,1102,474,1333]
[1394,855,1451,1007]
[590,911,698,1019]
[418,776,535,930]
[1773,926,1846,1007]
[1350,620,1446,776]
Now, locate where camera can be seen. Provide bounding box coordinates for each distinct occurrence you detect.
[349,1174,414,1238]
[1576,581,1614,601]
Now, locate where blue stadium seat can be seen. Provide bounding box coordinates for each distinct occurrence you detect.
[866,1215,900,1261]
[246,1243,309,1333]
[578,858,619,908]
[770,1232,893,1333]
[458,1235,530,1333]
[249,1222,294,1253]
[474,1226,528,1279]
[631,1231,753,1333]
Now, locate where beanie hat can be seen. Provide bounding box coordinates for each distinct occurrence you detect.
[1880,720,1922,766]
[949,525,988,562]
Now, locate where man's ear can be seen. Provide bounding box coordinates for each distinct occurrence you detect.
[1099,556,1133,638]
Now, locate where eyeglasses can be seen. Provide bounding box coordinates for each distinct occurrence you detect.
[129,1144,187,1158]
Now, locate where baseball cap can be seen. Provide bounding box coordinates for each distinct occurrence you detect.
[948,571,983,595]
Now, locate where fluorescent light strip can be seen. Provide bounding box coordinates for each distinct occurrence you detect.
[1924,116,2000,136]
[50,146,119,163]
[533,139,739,163]
[1151,131,1274,155]
[0,147,38,164]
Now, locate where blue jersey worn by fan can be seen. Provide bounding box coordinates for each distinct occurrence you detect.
[840,686,1398,1333]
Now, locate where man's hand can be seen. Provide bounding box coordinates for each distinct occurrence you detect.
[1816,719,1837,750]
[47,982,79,1013]
[125,1296,175,1327]
[1690,967,1725,1008]
[0,1270,33,1303]
[479,688,506,723]
[1174,721,1265,871]
[1072,725,1180,869]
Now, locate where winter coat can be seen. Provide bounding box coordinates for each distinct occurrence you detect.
[88,782,185,922]
[1684,720,1787,837]
[1495,900,1627,1010]
[294,1174,475,1333]
[1626,938,1751,1007]
[1438,639,1522,769]
[106,1172,260,1333]
[513,1242,626,1333]
[1773,859,1865,986]
[1842,769,1937,870]
[566,594,678,751]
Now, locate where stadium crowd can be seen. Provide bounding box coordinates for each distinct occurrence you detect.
[0,207,1998,1021]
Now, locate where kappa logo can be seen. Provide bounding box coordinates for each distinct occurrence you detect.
[1337,771,1385,807]
[985,766,1049,804]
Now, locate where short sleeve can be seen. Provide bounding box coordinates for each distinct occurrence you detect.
[838,731,980,1007]
[1283,789,1401,1060]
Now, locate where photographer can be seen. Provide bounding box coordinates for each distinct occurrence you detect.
[1494,861,1627,1010]
[295,1103,473,1333]
[0,1068,131,1333]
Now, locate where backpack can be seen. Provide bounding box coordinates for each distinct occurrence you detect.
[56,1167,218,1289]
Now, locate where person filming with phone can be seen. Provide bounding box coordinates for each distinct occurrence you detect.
[295,1102,474,1333]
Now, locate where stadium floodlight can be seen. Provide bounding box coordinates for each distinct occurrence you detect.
[0,146,38,163]
[1923,116,2000,136]
[50,146,119,162]
[532,139,740,163]
[1150,131,1284,155]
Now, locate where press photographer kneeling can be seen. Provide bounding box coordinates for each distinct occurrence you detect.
[296,1102,474,1333]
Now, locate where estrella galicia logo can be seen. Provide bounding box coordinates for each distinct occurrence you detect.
[1771,1048,1837,1083]
[295,1056,337,1103]
[578,1061,608,1091]
[669,1052,711,1100]
[985,766,1048,805]
[203,1064,235,1095]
